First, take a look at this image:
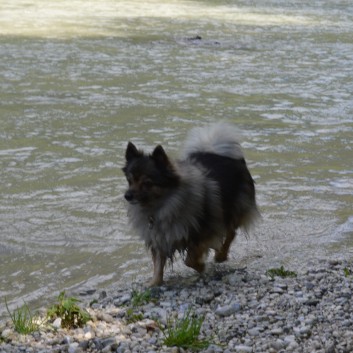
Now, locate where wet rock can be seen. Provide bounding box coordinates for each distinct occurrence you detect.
[186,35,202,41]
[114,293,131,306]
[79,289,96,296]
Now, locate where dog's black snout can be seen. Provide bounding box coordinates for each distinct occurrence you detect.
[124,190,134,202]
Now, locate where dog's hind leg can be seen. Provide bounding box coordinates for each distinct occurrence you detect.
[214,229,237,263]
[148,249,166,287]
[185,245,207,273]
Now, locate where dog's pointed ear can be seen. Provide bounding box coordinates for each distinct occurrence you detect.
[125,142,142,162]
[151,145,170,167]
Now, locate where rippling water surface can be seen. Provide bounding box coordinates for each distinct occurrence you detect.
[1,0,353,317]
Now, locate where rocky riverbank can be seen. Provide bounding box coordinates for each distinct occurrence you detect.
[1,259,353,353]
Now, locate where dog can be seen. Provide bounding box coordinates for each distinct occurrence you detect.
[122,123,259,286]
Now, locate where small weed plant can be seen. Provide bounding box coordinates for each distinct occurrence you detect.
[47,291,91,329]
[266,265,297,279]
[124,288,153,324]
[131,288,152,307]
[162,308,210,350]
[344,267,351,277]
[5,298,39,334]
[125,307,144,324]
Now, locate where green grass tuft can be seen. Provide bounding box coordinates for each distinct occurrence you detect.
[131,288,153,307]
[47,291,91,329]
[5,298,39,334]
[266,265,297,279]
[125,307,144,324]
[124,289,153,324]
[162,309,210,350]
[344,267,351,277]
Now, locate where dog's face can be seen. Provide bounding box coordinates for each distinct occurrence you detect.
[122,142,179,206]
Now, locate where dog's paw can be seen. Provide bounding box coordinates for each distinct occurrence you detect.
[146,277,163,287]
[185,258,206,273]
[214,251,228,263]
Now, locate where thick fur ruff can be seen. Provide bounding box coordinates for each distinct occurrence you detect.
[123,123,259,285]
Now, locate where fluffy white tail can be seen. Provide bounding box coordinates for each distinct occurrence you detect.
[182,123,244,160]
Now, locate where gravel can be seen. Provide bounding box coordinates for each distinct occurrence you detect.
[2,259,353,352]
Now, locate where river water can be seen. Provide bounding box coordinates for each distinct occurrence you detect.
[1,0,353,317]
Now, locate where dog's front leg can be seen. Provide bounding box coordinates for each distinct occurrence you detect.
[148,249,166,287]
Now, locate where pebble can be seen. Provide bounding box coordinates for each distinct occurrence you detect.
[247,328,260,336]
[96,312,114,324]
[1,259,353,353]
[234,344,252,352]
[270,339,285,351]
[52,317,62,329]
[1,328,11,339]
[271,327,283,335]
[215,303,241,317]
[68,342,79,353]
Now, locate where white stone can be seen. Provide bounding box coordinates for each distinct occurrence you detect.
[52,317,62,329]
[271,328,283,335]
[1,328,12,339]
[234,345,252,352]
